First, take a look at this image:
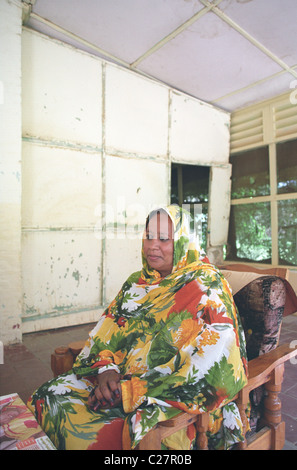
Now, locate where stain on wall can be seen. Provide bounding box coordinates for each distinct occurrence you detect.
[19,27,230,337]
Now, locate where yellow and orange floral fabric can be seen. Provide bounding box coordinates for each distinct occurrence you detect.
[28,205,248,450]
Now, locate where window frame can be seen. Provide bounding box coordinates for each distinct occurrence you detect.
[230,142,297,266]
[229,91,297,268]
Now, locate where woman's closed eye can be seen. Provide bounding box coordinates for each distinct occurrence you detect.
[146,233,170,241]
[146,232,154,240]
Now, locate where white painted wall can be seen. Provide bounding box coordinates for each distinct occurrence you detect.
[0,0,23,344]
[105,66,169,158]
[0,14,230,342]
[21,29,104,334]
[170,92,230,164]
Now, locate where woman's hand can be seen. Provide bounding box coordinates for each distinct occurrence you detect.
[88,370,123,411]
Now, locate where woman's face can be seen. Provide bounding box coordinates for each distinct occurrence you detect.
[143,211,174,277]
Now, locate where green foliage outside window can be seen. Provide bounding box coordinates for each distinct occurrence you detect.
[227,140,297,267]
[227,203,271,263]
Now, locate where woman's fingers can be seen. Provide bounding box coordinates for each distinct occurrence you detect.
[89,370,122,410]
[96,382,113,406]
[88,387,97,407]
[108,376,122,401]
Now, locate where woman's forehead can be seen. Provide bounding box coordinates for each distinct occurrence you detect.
[146,212,174,234]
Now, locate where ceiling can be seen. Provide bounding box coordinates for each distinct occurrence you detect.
[23,0,297,112]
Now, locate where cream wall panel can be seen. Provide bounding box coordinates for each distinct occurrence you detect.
[103,155,169,302]
[22,29,102,146]
[0,203,23,343]
[208,165,232,247]
[0,0,22,344]
[105,65,168,157]
[171,92,230,164]
[22,307,104,334]
[22,231,102,320]
[105,237,143,303]
[104,155,169,230]
[22,142,102,228]
[16,28,232,337]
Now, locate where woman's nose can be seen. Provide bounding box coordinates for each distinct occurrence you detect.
[149,238,160,249]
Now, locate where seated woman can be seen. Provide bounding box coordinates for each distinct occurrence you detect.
[27,205,248,450]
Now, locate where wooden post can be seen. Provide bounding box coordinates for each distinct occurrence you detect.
[51,346,74,376]
[236,389,249,449]
[68,340,85,360]
[195,412,209,450]
[137,426,161,450]
[263,363,285,450]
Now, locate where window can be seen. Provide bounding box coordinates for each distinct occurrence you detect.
[278,199,297,265]
[277,139,297,194]
[228,201,272,263]
[227,138,297,266]
[230,146,270,199]
[171,164,209,250]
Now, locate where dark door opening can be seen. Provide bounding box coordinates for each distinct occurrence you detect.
[171,163,210,250]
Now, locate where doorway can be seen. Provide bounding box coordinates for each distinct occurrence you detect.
[171,164,210,250]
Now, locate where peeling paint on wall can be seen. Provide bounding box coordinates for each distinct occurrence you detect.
[19,28,230,335]
[72,269,81,285]
[21,231,102,323]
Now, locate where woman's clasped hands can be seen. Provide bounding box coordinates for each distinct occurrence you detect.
[88,370,123,411]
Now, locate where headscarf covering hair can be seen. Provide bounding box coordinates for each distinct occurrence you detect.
[142,204,209,282]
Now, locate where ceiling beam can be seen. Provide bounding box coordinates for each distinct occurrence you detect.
[211,64,297,106]
[29,12,131,68]
[200,0,297,79]
[130,0,224,69]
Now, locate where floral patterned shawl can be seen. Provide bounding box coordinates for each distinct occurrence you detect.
[72,205,248,449]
